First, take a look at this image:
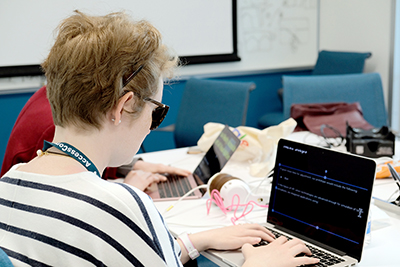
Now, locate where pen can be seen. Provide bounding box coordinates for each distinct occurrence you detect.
[386,163,400,190]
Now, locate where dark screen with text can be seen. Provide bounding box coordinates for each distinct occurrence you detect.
[267,139,375,261]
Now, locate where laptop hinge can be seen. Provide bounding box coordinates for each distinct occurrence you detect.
[274,225,347,257]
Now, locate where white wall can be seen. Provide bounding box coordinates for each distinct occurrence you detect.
[180,0,319,77]
[319,0,395,125]
[0,0,319,81]
[0,0,234,68]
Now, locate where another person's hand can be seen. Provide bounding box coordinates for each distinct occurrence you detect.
[123,170,167,191]
[241,236,319,267]
[133,161,191,177]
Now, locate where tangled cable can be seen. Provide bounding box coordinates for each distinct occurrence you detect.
[206,189,268,225]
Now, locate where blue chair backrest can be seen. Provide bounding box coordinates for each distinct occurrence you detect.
[312,50,371,75]
[0,247,14,267]
[282,73,387,128]
[174,78,255,148]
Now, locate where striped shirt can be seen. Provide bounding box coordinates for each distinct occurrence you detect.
[0,164,182,267]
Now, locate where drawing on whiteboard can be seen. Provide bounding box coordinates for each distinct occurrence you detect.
[238,0,317,54]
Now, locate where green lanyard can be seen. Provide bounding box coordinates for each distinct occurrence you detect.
[42,140,100,177]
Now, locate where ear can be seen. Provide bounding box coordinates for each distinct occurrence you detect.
[111,92,134,125]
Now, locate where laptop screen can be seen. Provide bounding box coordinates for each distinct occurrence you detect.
[193,125,240,185]
[268,139,376,261]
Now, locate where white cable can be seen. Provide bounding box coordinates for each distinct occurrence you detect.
[387,188,399,202]
[237,176,269,224]
[244,175,270,204]
[163,184,208,214]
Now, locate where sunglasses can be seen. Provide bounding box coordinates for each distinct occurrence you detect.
[143,97,169,130]
[122,64,169,130]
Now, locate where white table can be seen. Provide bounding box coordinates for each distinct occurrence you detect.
[140,132,400,267]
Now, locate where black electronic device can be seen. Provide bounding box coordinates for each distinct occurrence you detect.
[346,123,395,158]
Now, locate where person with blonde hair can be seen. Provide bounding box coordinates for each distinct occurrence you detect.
[0,84,192,189]
[0,10,318,267]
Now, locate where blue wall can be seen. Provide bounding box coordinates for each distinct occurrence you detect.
[0,69,311,167]
[1,92,36,167]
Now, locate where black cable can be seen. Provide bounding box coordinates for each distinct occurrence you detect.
[320,124,344,148]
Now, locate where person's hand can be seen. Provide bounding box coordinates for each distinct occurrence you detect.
[241,236,319,267]
[133,161,191,177]
[123,170,167,191]
[189,224,275,252]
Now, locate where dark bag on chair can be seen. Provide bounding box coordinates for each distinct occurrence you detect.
[290,102,374,137]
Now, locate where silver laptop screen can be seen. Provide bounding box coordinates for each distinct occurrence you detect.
[193,125,240,185]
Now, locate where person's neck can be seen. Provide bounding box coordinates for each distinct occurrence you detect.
[52,125,112,176]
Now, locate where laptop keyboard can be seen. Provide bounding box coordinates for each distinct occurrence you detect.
[157,175,194,198]
[255,229,345,267]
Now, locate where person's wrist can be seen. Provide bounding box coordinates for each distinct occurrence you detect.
[178,233,200,260]
[185,231,212,253]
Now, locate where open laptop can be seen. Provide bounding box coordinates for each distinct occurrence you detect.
[208,138,376,267]
[148,125,241,201]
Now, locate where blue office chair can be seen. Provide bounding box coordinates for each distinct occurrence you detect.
[311,50,372,75]
[165,78,255,148]
[282,72,387,128]
[258,50,372,128]
[0,247,14,267]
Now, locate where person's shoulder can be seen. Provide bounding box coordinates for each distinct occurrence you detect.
[0,163,26,178]
[88,179,162,230]
[83,175,155,209]
[108,181,154,208]
[104,180,149,199]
